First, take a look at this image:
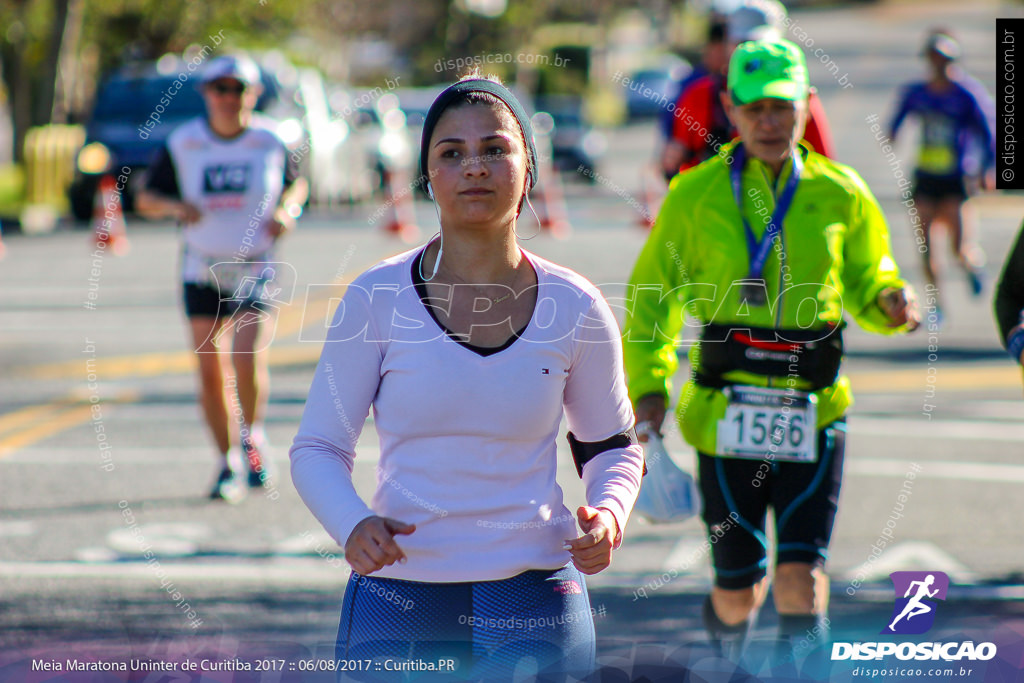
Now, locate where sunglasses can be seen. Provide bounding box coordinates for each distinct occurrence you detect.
[209,82,247,96]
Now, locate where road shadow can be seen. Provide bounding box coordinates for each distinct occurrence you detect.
[0,583,1021,681]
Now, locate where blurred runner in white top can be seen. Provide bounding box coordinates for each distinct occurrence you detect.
[137,55,309,502]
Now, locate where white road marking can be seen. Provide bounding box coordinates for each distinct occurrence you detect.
[849,416,1024,442]
[0,521,35,537]
[840,541,976,584]
[0,558,348,584]
[274,529,339,555]
[845,584,1024,602]
[73,547,120,563]
[847,458,1024,483]
[1,446,382,464]
[2,554,1019,601]
[0,447,228,464]
[661,534,714,574]
[107,523,209,557]
[950,400,1024,421]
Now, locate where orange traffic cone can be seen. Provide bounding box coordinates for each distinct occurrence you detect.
[636,165,663,230]
[92,174,129,255]
[532,171,571,239]
[379,169,419,244]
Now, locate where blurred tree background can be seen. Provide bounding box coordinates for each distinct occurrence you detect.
[1,0,305,161]
[0,0,676,161]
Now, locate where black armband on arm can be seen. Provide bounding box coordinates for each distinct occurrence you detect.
[567,428,641,478]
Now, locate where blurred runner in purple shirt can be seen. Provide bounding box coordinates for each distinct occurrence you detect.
[889,29,996,315]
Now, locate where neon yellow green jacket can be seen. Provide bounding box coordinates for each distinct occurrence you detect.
[623,141,910,455]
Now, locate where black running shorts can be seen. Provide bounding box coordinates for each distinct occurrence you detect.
[183,282,261,319]
[912,171,967,201]
[696,419,847,589]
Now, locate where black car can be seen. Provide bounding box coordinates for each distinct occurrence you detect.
[533,95,605,181]
[68,64,208,220]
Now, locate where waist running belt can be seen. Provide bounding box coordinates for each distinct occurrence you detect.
[695,322,844,390]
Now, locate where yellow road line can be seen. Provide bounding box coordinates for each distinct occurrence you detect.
[0,363,1018,462]
[17,340,324,383]
[3,231,399,460]
[5,235,1019,468]
[848,365,1022,393]
[0,274,357,459]
[18,346,1024,394]
[0,404,94,459]
[274,282,350,339]
[0,401,77,437]
[0,389,140,459]
[24,351,196,382]
[19,282,353,382]
[266,343,322,367]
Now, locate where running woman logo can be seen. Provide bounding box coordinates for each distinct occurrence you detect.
[833,570,995,663]
[882,571,949,635]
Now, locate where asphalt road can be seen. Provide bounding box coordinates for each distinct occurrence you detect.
[2,1,1023,682]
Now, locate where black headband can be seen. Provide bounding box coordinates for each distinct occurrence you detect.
[419,79,538,191]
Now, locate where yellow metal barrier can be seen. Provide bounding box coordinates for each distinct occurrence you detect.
[23,124,85,206]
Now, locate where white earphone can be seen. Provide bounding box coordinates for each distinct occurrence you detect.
[420,182,442,282]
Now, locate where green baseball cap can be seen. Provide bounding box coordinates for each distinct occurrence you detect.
[728,39,809,105]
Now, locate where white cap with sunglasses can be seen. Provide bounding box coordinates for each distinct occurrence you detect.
[727,0,787,43]
[200,55,262,88]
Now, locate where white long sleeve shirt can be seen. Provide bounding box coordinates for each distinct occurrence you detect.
[289,247,644,582]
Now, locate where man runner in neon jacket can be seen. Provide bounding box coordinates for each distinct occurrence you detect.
[623,39,920,674]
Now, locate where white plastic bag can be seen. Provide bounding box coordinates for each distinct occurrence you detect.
[631,423,701,524]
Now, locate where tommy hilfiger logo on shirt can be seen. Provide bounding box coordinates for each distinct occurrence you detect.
[541,369,570,374]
